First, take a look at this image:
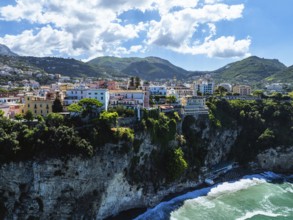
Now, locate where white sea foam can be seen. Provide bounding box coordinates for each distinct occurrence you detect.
[207,178,266,198]
[136,172,292,220]
[236,210,285,220]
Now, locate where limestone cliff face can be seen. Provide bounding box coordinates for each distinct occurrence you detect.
[0,134,197,220]
[257,146,293,172]
[0,118,291,219]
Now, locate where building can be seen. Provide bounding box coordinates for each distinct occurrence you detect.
[183,96,209,116]
[149,85,167,96]
[217,83,232,92]
[0,96,21,104]
[109,90,145,109]
[232,85,251,96]
[23,93,56,117]
[64,88,109,110]
[194,78,214,95]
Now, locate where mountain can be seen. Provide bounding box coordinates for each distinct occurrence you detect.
[0,44,18,56]
[266,65,293,82]
[1,54,292,84]
[213,56,287,84]
[87,56,192,80]
[17,56,105,78]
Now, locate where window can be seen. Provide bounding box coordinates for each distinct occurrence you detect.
[35,110,37,114]
[40,104,42,108]
[28,104,30,108]
[101,97,103,100]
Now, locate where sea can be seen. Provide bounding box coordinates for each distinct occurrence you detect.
[134,172,293,220]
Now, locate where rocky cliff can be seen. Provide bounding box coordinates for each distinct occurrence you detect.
[257,146,293,172]
[0,116,291,219]
[0,132,199,220]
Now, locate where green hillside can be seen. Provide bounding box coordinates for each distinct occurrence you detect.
[213,56,287,84]
[266,65,293,82]
[17,56,104,78]
[88,56,191,80]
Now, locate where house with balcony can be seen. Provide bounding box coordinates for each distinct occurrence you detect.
[109,90,145,109]
[183,96,209,116]
[64,88,109,111]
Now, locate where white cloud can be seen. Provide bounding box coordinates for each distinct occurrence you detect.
[147,4,244,46]
[175,36,251,58]
[0,0,250,59]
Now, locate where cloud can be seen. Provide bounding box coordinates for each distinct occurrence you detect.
[147,4,245,49]
[0,0,250,59]
[174,36,251,58]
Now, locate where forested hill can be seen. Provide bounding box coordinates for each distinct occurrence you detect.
[1,43,293,83]
[213,56,287,84]
[87,56,192,80]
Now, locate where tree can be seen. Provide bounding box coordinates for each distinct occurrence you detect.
[14,113,23,121]
[271,92,283,100]
[78,98,103,118]
[36,115,44,122]
[99,111,118,128]
[0,110,4,118]
[46,113,64,127]
[135,76,141,88]
[68,103,82,114]
[252,90,264,98]
[215,86,228,96]
[166,147,188,181]
[24,110,34,122]
[166,95,176,104]
[52,97,63,112]
[129,77,135,88]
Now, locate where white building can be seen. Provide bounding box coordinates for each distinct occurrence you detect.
[0,96,21,104]
[183,96,209,116]
[265,83,284,93]
[194,79,214,95]
[64,88,109,110]
[109,90,145,109]
[149,85,167,96]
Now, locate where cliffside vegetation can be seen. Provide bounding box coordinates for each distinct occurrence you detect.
[207,98,293,163]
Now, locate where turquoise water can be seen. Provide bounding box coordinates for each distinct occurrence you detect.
[135,172,293,220]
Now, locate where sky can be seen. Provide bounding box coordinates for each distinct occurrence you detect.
[0,0,292,71]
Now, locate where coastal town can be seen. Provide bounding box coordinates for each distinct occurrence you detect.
[1,72,291,119]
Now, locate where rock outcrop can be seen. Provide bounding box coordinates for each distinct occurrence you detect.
[257,146,293,172]
[0,136,198,219]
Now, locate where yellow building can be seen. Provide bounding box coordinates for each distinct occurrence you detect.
[23,93,56,117]
[232,85,251,96]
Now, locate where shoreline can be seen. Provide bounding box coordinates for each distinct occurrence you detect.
[105,167,293,220]
[105,166,254,220]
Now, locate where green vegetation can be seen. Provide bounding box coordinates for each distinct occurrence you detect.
[52,97,63,113]
[214,56,286,84]
[68,98,103,118]
[266,65,293,82]
[166,148,188,181]
[207,98,293,163]
[88,56,190,80]
[127,110,189,183]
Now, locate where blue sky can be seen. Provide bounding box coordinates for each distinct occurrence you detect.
[0,0,292,71]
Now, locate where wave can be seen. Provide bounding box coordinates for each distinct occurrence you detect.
[135,172,292,220]
[236,210,285,220]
